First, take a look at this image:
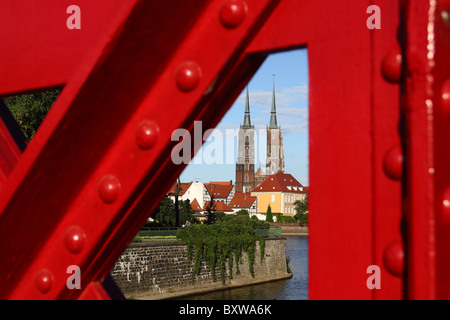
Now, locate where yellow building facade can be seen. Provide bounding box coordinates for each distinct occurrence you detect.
[251,172,307,217]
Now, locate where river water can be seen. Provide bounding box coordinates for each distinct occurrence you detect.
[178,236,308,300]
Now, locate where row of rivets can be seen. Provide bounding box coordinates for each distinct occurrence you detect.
[35,226,87,293]
[37,0,247,294]
[381,46,404,276]
[441,1,450,235]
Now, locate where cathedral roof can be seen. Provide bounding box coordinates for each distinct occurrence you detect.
[255,167,265,176]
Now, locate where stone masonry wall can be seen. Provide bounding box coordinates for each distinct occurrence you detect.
[111,238,289,299]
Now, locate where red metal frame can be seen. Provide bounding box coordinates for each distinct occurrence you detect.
[0,0,445,300]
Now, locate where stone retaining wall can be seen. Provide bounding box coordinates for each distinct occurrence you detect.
[111,238,290,299]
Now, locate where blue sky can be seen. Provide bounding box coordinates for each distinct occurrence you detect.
[179,49,310,186]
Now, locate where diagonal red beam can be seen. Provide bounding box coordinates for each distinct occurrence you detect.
[0,101,27,189]
[0,0,281,299]
[0,0,129,97]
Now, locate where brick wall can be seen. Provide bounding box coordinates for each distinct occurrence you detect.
[111,238,289,299]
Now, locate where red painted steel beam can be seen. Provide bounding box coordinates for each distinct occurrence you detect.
[403,0,450,300]
[432,0,450,300]
[248,0,404,299]
[0,101,27,189]
[0,0,127,97]
[370,0,404,300]
[0,0,281,299]
[0,0,440,300]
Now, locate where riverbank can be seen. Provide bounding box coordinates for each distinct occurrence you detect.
[111,238,291,300]
[176,236,308,300]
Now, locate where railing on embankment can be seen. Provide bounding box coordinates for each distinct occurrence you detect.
[134,226,283,242]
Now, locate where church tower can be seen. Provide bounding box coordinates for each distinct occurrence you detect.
[266,75,285,175]
[236,87,255,193]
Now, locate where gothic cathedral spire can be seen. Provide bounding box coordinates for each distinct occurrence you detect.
[269,74,278,129]
[243,86,251,128]
[266,74,285,175]
[236,86,255,193]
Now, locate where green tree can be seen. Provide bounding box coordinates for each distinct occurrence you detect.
[4,89,61,140]
[214,210,226,222]
[168,177,182,227]
[266,204,274,222]
[179,199,194,225]
[294,194,308,225]
[154,196,176,226]
[236,209,249,217]
[205,196,216,225]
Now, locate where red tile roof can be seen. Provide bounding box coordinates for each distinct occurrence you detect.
[190,198,202,212]
[251,172,306,193]
[167,182,192,196]
[229,193,257,210]
[205,182,234,199]
[203,201,233,212]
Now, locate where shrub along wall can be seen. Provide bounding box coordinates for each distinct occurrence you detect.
[111,238,290,299]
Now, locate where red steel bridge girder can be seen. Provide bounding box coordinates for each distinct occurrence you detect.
[0,0,446,300]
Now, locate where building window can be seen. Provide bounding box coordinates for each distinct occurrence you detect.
[271,194,275,203]
[245,174,249,183]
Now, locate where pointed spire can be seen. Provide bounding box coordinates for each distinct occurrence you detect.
[269,74,278,129]
[243,86,251,128]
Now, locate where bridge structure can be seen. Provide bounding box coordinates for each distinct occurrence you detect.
[0,0,448,299]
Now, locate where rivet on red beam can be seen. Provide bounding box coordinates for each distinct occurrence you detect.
[98,175,121,204]
[381,49,403,83]
[383,240,404,278]
[175,61,201,92]
[135,120,159,150]
[35,269,53,293]
[64,226,86,254]
[383,145,404,180]
[442,0,450,22]
[442,188,450,226]
[219,0,247,29]
[441,80,450,119]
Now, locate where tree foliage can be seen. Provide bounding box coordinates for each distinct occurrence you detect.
[4,89,61,140]
[265,204,274,222]
[294,194,308,225]
[177,214,266,285]
[151,196,193,227]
